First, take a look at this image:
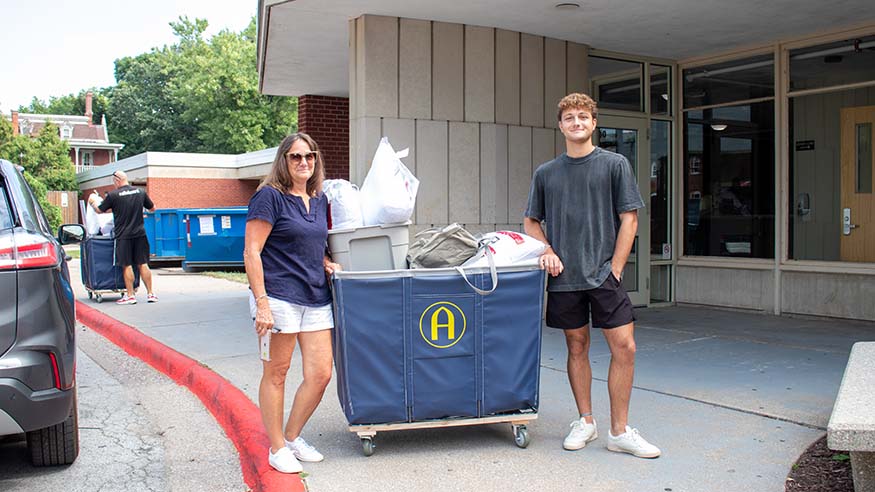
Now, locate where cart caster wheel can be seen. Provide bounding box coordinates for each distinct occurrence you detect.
[361,438,375,456]
[513,425,529,448]
[87,291,93,299]
[95,294,103,303]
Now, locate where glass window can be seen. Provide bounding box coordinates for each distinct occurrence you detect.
[858,123,872,194]
[650,120,671,257]
[0,185,13,230]
[683,54,774,108]
[650,65,671,115]
[789,87,875,262]
[790,35,875,92]
[684,101,775,258]
[589,56,643,112]
[82,152,93,167]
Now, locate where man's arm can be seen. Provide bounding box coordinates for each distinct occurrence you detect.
[611,210,638,281]
[524,217,563,277]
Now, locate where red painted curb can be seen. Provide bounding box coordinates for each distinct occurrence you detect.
[75,301,305,492]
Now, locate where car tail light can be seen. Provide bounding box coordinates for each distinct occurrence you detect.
[48,352,62,390]
[0,233,58,270]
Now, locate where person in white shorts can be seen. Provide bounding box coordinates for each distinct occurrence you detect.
[244,133,342,474]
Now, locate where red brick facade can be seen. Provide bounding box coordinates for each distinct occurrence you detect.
[297,95,349,180]
[81,178,259,209]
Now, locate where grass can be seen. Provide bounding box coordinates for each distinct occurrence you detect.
[65,248,80,259]
[201,271,248,284]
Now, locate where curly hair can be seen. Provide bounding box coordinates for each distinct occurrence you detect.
[557,93,599,121]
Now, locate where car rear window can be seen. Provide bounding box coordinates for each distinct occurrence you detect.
[0,184,13,230]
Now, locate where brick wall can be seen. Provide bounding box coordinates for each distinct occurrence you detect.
[298,95,349,180]
[147,178,258,208]
[81,178,259,210]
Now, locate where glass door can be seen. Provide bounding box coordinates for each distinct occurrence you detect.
[593,115,650,306]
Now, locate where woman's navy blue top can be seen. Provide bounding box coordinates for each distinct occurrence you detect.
[247,186,331,307]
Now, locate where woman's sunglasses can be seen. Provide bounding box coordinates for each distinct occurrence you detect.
[285,151,318,164]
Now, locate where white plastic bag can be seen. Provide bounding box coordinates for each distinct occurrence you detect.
[323,179,364,230]
[462,231,546,267]
[359,137,419,226]
[85,192,114,236]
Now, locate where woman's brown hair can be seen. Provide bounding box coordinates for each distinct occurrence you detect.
[257,132,325,197]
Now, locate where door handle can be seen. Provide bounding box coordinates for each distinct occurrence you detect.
[843,208,859,236]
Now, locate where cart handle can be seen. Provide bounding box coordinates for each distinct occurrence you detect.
[454,239,498,296]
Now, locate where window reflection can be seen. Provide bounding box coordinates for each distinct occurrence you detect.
[589,56,643,112]
[650,120,671,257]
[684,101,775,258]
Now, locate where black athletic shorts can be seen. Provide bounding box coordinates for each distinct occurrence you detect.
[546,274,635,329]
[115,236,150,267]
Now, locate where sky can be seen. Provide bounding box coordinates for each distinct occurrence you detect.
[0,0,257,114]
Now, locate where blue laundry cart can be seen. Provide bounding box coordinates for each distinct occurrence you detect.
[331,263,545,455]
[80,235,140,302]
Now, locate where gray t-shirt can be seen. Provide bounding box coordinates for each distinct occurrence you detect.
[525,147,645,291]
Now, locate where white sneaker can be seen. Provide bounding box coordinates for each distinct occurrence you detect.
[268,447,302,473]
[607,425,661,458]
[286,436,324,462]
[563,417,598,450]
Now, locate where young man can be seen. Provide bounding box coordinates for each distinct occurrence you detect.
[92,170,157,305]
[524,93,660,458]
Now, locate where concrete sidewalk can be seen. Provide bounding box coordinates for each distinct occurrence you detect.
[70,263,875,492]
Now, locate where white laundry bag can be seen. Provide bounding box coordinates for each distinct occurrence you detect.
[359,137,419,226]
[85,192,114,236]
[461,231,546,267]
[323,179,364,230]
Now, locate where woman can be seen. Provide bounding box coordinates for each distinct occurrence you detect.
[244,133,342,474]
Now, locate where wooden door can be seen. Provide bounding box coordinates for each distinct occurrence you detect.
[840,106,875,262]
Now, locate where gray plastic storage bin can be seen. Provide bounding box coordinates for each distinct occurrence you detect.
[328,222,410,271]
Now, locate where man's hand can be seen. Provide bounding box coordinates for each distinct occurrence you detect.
[324,261,342,276]
[539,248,564,277]
[611,265,623,283]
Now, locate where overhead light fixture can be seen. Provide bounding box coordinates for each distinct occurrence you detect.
[555,2,580,9]
[710,124,728,131]
[661,93,669,101]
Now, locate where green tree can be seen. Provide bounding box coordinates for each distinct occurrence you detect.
[108,16,297,158]
[0,118,75,231]
[19,88,111,125]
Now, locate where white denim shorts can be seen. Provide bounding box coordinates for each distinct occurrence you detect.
[249,293,334,333]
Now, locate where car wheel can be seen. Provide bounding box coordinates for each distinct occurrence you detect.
[26,388,79,466]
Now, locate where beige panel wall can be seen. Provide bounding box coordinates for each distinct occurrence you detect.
[416,120,449,224]
[544,38,566,130]
[520,34,544,128]
[464,26,495,123]
[449,122,480,223]
[567,42,589,94]
[481,124,508,225]
[676,266,775,312]
[495,29,521,125]
[350,14,587,230]
[782,271,875,321]
[432,22,464,121]
[399,19,431,120]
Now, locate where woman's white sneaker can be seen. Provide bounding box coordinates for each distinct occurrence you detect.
[606,425,661,458]
[268,447,303,473]
[563,417,598,450]
[286,436,324,462]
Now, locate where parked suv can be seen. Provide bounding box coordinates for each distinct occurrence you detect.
[0,159,83,465]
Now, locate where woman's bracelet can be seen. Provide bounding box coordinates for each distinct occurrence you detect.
[254,294,269,302]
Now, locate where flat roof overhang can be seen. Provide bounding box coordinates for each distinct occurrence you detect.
[257,0,875,98]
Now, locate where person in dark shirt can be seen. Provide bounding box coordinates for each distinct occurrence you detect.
[92,170,157,305]
[244,133,341,474]
[525,93,660,458]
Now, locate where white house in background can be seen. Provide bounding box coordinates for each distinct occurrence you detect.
[255,1,875,321]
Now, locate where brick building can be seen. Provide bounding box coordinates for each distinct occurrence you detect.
[77,95,349,209]
[8,92,124,172]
